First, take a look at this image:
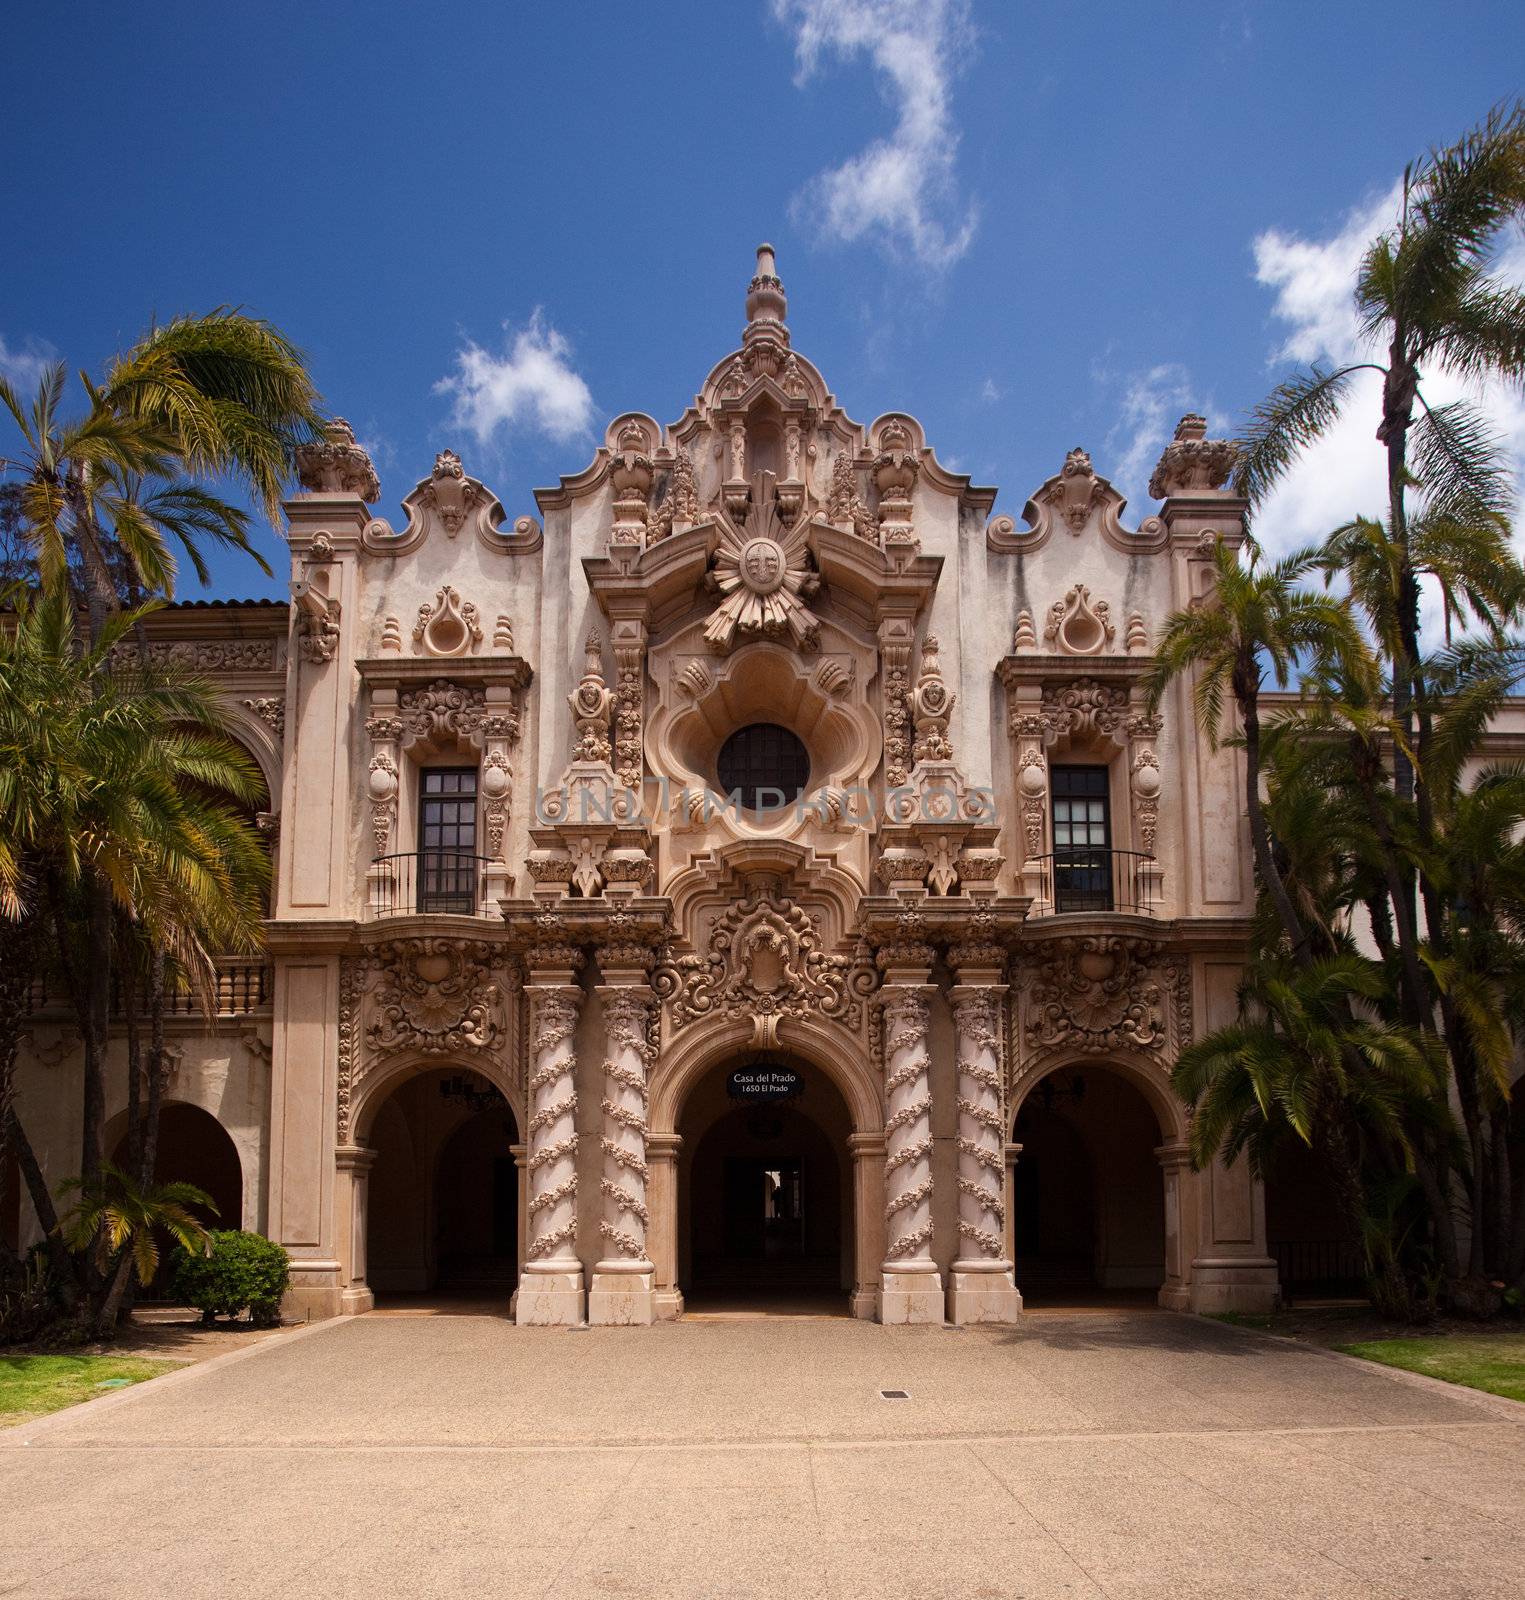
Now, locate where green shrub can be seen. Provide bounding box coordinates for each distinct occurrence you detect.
[171,1231,289,1326]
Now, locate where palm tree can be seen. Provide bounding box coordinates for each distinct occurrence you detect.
[1236,103,1525,819]
[1144,537,1370,961]
[0,309,323,622]
[58,1161,215,1336]
[0,590,269,1223]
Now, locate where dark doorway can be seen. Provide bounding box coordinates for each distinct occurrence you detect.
[367,1069,518,1306]
[1014,1067,1165,1305]
[679,1064,853,1314]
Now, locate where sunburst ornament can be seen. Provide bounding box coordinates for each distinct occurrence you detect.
[704,471,820,653]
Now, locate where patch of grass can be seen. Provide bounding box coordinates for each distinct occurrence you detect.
[1336,1334,1525,1402]
[1205,1311,1274,1330]
[0,1354,179,1426]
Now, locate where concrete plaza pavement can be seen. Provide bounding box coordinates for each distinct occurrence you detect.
[3,1307,1523,1598]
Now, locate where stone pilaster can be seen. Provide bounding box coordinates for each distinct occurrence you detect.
[588,977,657,1325]
[947,976,1022,1324]
[516,971,585,1325]
[877,961,943,1323]
[335,1143,377,1316]
[648,1132,684,1320]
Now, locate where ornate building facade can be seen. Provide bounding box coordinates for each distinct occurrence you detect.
[11,248,1295,1324]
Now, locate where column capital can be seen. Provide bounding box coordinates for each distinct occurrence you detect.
[847,1131,887,1158]
[949,981,1009,1003]
[1154,1139,1192,1172]
[647,1131,682,1160]
[335,1143,377,1174]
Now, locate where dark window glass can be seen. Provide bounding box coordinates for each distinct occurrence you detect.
[1050,766,1112,911]
[716,724,810,812]
[418,768,478,912]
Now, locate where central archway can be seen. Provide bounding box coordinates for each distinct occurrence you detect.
[676,1053,855,1315]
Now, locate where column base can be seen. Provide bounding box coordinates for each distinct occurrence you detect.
[654,1288,685,1321]
[1186,1257,1280,1315]
[849,1287,879,1320]
[514,1269,586,1326]
[947,1269,1022,1325]
[878,1268,945,1325]
[339,1285,375,1316]
[282,1260,344,1322]
[587,1270,657,1326]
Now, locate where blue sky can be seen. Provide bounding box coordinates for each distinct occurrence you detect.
[3,0,1523,601]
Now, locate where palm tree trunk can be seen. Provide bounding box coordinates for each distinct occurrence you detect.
[1238,678,1310,960]
[138,953,168,1190]
[96,1247,137,1336]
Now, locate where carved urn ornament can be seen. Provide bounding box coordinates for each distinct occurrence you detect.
[1148,414,1239,500]
[872,418,919,543]
[413,585,482,658]
[909,636,955,765]
[294,417,380,502]
[610,420,654,542]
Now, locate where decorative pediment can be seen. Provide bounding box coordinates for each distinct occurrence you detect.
[361,449,541,555]
[988,446,1167,555]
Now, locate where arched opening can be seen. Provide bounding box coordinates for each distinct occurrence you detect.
[110,1103,243,1297]
[1013,1065,1165,1307]
[365,1067,518,1306]
[678,1054,853,1315]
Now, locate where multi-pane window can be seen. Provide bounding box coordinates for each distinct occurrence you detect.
[1050,766,1112,911]
[418,768,478,913]
[716,723,810,812]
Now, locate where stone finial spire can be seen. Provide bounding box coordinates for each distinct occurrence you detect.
[1149,413,1238,500]
[744,241,789,349]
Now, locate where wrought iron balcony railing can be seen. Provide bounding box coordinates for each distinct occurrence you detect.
[370,852,495,918]
[1031,848,1158,916]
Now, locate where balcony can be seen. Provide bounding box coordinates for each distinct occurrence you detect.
[1031,848,1158,917]
[369,852,496,919]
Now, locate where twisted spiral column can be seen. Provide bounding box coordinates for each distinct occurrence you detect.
[589,982,657,1324]
[516,981,586,1325]
[879,983,944,1323]
[948,983,1022,1323]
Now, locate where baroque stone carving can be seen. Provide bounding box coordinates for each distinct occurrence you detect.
[399,680,485,749]
[610,419,654,544]
[872,417,919,545]
[570,634,614,765]
[335,955,369,1143]
[1013,609,1037,651]
[666,883,865,1046]
[242,697,285,740]
[1149,414,1238,500]
[1042,679,1129,742]
[525,985,581,1264]
[952,987,1006,1261]
[1022,936,1168,1059]
[413,585,482,658]
[881,986,935,1262]
[704,471,820,653]
[648,445,700,541]
[423,449,483,536]
[909,636,954,765]
[294,417,380,502]
[1038,447,1100,532]
[827,451,877,541]
[1045,584,1114,656]
[114,638,277,673]
[598,987,655,1263]
[367,939,503,1057]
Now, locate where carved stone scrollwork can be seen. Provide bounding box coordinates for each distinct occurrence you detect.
[366,939,503,1057]
[335,955,370,1144]
[909,635,954,765]
[1041,679,1129,743]
[399,680,486,750]
[242,697,285,740]
[1021,936,1167,1060]
[611,624,646,796]
[570,634,614,765]
[669,881,861,1046]
[1042,446,1100,532]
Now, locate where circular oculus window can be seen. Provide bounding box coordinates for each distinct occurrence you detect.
[716,723,810,812]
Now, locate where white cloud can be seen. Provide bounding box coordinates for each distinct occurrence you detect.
[773,0,977,270]
[0,332,56,395]
[435,312,594,451]
[1250,186,1525,598]
[1103,362,1196,509]
[979,376,1001,404]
